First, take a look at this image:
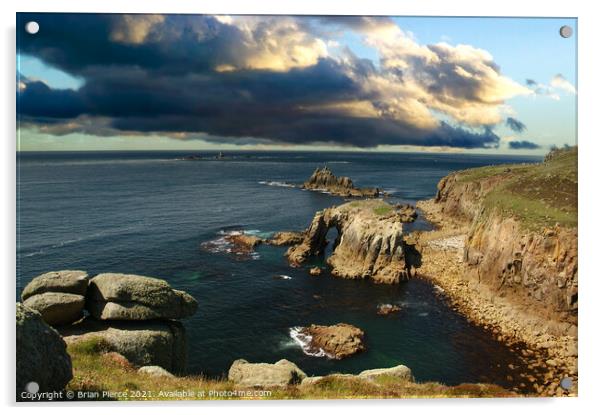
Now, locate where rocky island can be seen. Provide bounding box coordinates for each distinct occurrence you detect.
[286,199,420,283]
[302,166,381,198]
[294,323,366,359]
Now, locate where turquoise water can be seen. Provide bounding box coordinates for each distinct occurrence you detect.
[17,150,540,388]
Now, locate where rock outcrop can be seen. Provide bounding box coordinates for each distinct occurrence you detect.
[16,303,73,396]
[358,364,413,381]
[138,365,175,378]
[86,273,198,320]
[302,167,380,198]
[19,270,199,376]
[309,267,322,276]
[23,292,85,326]
[286,200,419,283]
[61,318,188,373]
[300,364,413,386]
[21,270,88,326]
[267,231,305,246]
[224,233,264,253]
[21,270,89,300]
[228,359,307,387]
[298,323,365,359]
[376,304,401,315]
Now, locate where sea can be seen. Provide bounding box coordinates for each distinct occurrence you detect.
[16,150,541,388]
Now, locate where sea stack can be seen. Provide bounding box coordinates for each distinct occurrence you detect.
[302,167,380,198]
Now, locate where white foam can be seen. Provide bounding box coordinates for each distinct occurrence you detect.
[200,229,262,259]
[258,180,296,188]
[274,274,292,280]
[289,327,333,358]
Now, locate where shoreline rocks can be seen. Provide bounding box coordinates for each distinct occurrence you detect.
[309,267,322,276]
[86,273,198,321]
[228,359,307,387]
[302,167,380,198]
[16,303,72,396]
[267,231,305,246]
[224,233,264,253]
[377,304,401,315]
[299,323,365,359]
[416,198,577,396]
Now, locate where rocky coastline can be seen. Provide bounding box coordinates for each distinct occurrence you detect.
[17,151,578,399]
[412,148,578,397]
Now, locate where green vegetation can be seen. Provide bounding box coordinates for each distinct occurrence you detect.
[66,340,514,400]
[346,199,394,216]
[373,204,394,216]
[459,147,577,230]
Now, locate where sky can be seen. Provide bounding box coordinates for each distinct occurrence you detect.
[16,13,577,154]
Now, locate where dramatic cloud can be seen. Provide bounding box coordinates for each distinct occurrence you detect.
[506,117,527,133]
[17,13,532,149]
[508,140,540,149]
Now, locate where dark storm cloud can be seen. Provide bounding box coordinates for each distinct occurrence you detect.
[17,13,504,149]
[506,117,527,133]
[508,140,540,150]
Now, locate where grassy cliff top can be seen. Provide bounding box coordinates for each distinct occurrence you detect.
[457,147,577,230]
[66,338,514,400]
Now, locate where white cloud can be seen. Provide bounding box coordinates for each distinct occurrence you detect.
[551,74,577,94]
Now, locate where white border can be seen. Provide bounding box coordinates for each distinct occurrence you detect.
[2,1,600,414]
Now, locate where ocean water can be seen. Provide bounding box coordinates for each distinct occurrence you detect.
[16,150,541,388]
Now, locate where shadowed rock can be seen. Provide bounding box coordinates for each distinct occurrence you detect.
[16,303,72,397]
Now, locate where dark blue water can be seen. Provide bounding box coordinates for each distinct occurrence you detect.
[16,151,540,388]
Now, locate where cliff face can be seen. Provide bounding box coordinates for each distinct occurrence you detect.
[286,200,418,283]
[302,167,380,197]
[429,148,578,323]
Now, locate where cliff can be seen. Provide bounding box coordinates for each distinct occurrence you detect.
[430,147,577,323]
[415,147,577,396]
[302,167,380,197]
[286,200,419,283]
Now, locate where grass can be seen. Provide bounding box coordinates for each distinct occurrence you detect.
[457,147,577,230]
[65,338,515,400]
[346,200,394,216]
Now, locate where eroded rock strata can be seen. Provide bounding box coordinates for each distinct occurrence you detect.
[286,200,419,283]
[302,167,380,198]
[414,147,578,396]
